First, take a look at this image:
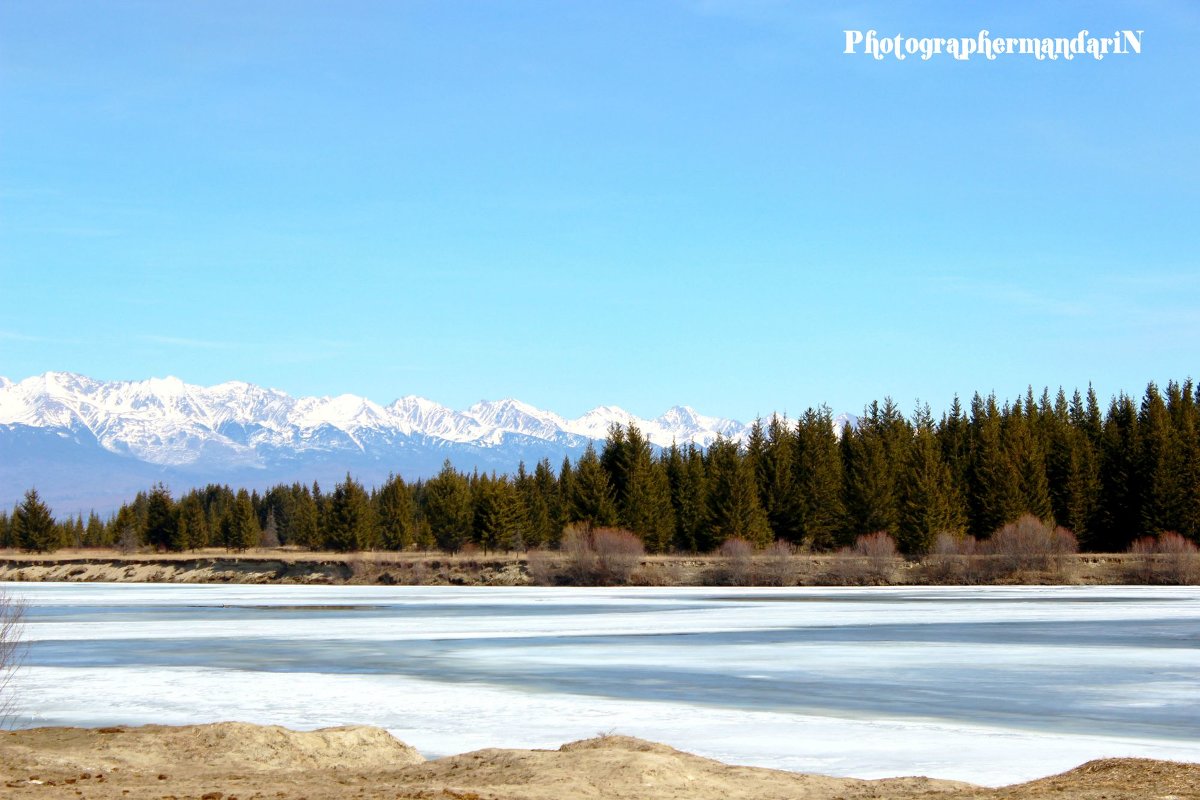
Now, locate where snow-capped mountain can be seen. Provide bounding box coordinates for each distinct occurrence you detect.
[6,372,857,513]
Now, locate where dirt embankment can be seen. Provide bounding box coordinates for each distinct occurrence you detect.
[1,723,1197,800]
[0,548,1154,586]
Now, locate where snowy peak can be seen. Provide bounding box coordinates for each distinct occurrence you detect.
[0,373,861,470]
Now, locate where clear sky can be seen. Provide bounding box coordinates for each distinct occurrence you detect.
[1,1,1197,421]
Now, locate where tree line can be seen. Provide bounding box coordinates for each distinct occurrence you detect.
[3,380,1198,555]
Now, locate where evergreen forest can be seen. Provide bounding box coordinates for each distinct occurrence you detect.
[4,381,1199,556]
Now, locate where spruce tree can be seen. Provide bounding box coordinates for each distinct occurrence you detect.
[144,483,180,551]
[423,460,474,552]
[795,407,846,549]
[841,423,898,541]
[614,426,674,552]
[325,474,375,552]
[177,494,209,550]
[896,420,966,555]
[375,474,415,550]
[1003,403,1053,522]
[532,458,564,546]
[13,489,57,552]
[1063,389,1102,546]
[472,473,523,551]
[556,456,575,535]
[84,511,107,547]
[570,443,617,529]
[939,395,971,498]
[705,438,771,547]
[1139,382,1184,537]
[1097,394,1141,551]
[232,489,260,551]
[966,394,1021,537]
[757,416,803,545]
[1166,379,1200,541]
[665,443,707,552]
[289,484,320,549]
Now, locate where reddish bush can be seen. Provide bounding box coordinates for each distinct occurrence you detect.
[764,540,795,586]
[1128,532,1200,584]
[718,537,755,585]
[591,528,645,585]
[824,532,900,585]
[986,515,1075,579]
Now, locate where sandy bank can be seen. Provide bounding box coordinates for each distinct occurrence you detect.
[1,722,1197,800]
[0,549,1148,586]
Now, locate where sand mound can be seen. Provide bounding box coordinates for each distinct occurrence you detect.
[991,757,1200,799]
[3,723,1197,800]
[1,722,422,777]
[407,733,967,799]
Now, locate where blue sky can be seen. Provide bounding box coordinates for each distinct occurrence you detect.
[1,1,1197,420]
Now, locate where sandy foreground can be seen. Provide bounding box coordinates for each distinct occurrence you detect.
[1,723,1197,800]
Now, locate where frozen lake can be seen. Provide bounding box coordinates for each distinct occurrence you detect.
[5,583,1199,785]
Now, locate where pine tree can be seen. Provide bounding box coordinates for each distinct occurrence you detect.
[532,458,564,546]
[84,511,107,547]
[705,438,771,547]
[1096,394,1141,551]
[570,444,617,529]
[613,425,674,552]
[939,396,970,484]
[144,483,180,551]
[423,460,474,552]
[289,484,320,549]
[375,474,415,550]
[665,443,707,552]
[1063,389,1102,547]
[841,423,898,540]
[13,488,57,552]
[966,394,1021,538]
[600,424,632,510]
[472,473,523,551]
[896,419,966,555]
[231,489,260,551]
[177,494,209,550]
[325,474,375,552]
[795,407,845,549]
[1003,402,1053,522]
[1139,382,1184,537]
[757,416,803,545]
[1166,379,1200,541]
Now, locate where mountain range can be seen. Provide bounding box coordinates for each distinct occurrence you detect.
[0,372,855,515]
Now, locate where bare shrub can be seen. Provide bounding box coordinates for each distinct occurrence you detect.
[822,547,867,585]
[764,540,796,586]
[406,560,431,585]
[921,532,968,583]
[525,550,561,586]
[985,515,1076,580]
[637,559,686,586]
[1130,532,1200,584]
[116,525,139,555]
[821,533,899,585]
[561,525,597,584]
[259,510,281,549]
[1,589,23,725]
[718,537,755,585]
[856,532,900,583]
[1124,537,1158,584]
[592,529,644,585]
[556,526,644,585]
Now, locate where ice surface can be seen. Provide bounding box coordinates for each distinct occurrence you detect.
[6,584,1199,786]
